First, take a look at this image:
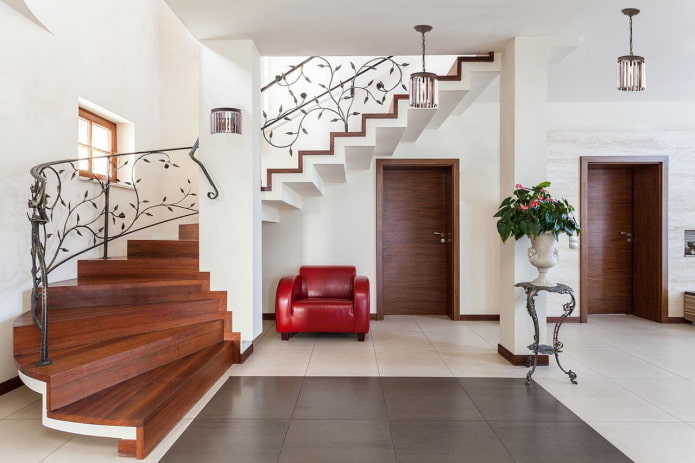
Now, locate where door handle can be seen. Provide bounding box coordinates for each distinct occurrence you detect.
[433,232,448,243]
[620,231,633,243]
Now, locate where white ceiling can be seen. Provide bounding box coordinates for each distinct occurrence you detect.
[164,0,695,102]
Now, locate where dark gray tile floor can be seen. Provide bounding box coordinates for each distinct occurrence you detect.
[160,377,633,463]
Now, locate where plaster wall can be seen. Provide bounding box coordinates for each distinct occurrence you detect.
[0,0,200,382]
[548,101,695,320]
[198,40,263,349]
[262,100,501,316]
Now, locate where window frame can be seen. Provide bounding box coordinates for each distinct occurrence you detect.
[78,107,118,182]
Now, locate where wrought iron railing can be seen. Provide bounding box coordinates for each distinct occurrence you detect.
[261,56,410,157]
[28,139,216,366]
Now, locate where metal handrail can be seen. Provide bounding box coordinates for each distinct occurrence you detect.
[261,56,317,93]
[261,55,410,157]
[28,138,217,366]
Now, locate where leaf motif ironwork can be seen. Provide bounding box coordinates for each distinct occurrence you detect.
[261,56,410,157]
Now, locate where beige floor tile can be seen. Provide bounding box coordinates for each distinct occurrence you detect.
[424,329,494,352]
[313,333,374,352]
[588,421,695,463]
[306,349,379,376]
[412,315,475,332]
[439,351,521,377]
[0,386,41,419]
[613,378,695,421]
[566,350,679,379]
[255,331,317,350]
[6,398,42,420]
[371,330,433,351]
[229,349,312,376]
[537,375,677,422]
[375,347,452,377]
[369,315,420,332]
[628,348,695,379]
[0,419,73,462]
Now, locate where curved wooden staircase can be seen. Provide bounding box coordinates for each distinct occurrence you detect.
[13,223,239,459]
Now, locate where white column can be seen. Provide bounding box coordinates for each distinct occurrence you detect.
[498,37,578,360]
[198,40,262,352]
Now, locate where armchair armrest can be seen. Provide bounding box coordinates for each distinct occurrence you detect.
[275,275,302,333]
[353,275,370,333]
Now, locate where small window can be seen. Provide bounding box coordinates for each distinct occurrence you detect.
[78,108,117,181]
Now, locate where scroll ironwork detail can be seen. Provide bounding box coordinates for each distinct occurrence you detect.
[261,56,410,157]
[28,139,215,366]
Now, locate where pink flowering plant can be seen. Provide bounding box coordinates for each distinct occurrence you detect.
[494,181,580,242]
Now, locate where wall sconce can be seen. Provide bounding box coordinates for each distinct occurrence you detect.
[617,8,646,91]
[409,25,439,108]
[210,107,242,134]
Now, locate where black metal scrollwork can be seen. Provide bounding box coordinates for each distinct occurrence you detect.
[28,139,215,366]
[261,56,410,157]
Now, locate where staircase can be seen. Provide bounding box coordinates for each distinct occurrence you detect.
[261,54,500,222]
[13,223,238,459]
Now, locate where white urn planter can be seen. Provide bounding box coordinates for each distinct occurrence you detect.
[528,232,559,287]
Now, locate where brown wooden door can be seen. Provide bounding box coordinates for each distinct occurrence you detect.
[632,164,663,321]
[587,166,634,314]
[381,167,451,315]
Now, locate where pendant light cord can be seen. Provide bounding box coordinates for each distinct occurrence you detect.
[629,15,634,56]
[421,30,427,72]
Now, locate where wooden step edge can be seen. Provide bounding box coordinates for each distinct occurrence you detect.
[262,93,410,192]
[13,303,230,357]
[261,54,496,193]
[17,321,220,384]
[45,322,224,410]
[46,343,233,427]
[14,297,226,327]
[119,342,236,459]
[127,240,199,259]
[178,223,199,241]
[45,278,208,290]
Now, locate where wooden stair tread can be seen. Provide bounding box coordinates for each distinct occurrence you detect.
[47,278,207,288]
[48,342,233,427]
[127,240,199,259]
[17,322,222,383]
[14,298,224,327]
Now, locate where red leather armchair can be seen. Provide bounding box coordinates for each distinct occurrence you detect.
[275,266,370,341]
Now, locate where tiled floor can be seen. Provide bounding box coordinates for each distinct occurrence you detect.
[160,376,630,463]
[2,315,695,462]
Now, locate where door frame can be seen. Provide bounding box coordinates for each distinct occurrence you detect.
[375,159,460,321]
[579,156,668,323]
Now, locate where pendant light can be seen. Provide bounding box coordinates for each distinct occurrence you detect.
[410,25,438,108]
[617,8,646,91]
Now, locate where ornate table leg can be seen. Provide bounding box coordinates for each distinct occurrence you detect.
[524,287,540,385]
[552,293,578,384]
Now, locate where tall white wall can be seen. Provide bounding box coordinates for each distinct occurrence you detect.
[261,98,501,316]
[547,101,695,319]
[198,40,263,350]
[0,0,200,382]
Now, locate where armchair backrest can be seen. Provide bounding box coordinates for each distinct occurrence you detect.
[300,265,356,299]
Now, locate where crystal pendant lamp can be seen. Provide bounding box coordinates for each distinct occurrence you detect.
[617,8,646,91]
[410,25,438,108]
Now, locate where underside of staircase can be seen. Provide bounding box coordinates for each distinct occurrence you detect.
[261,53,501,222]
[13,223,239,459]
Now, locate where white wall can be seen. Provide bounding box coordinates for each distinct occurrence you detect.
[261,99,502,316]
[198,40,263,350]
[548,101,695,319]
[0,0,200,382]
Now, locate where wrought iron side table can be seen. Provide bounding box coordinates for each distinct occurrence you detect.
[515,282,578,385]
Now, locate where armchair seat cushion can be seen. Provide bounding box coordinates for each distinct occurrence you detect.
[291,298,355,332]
